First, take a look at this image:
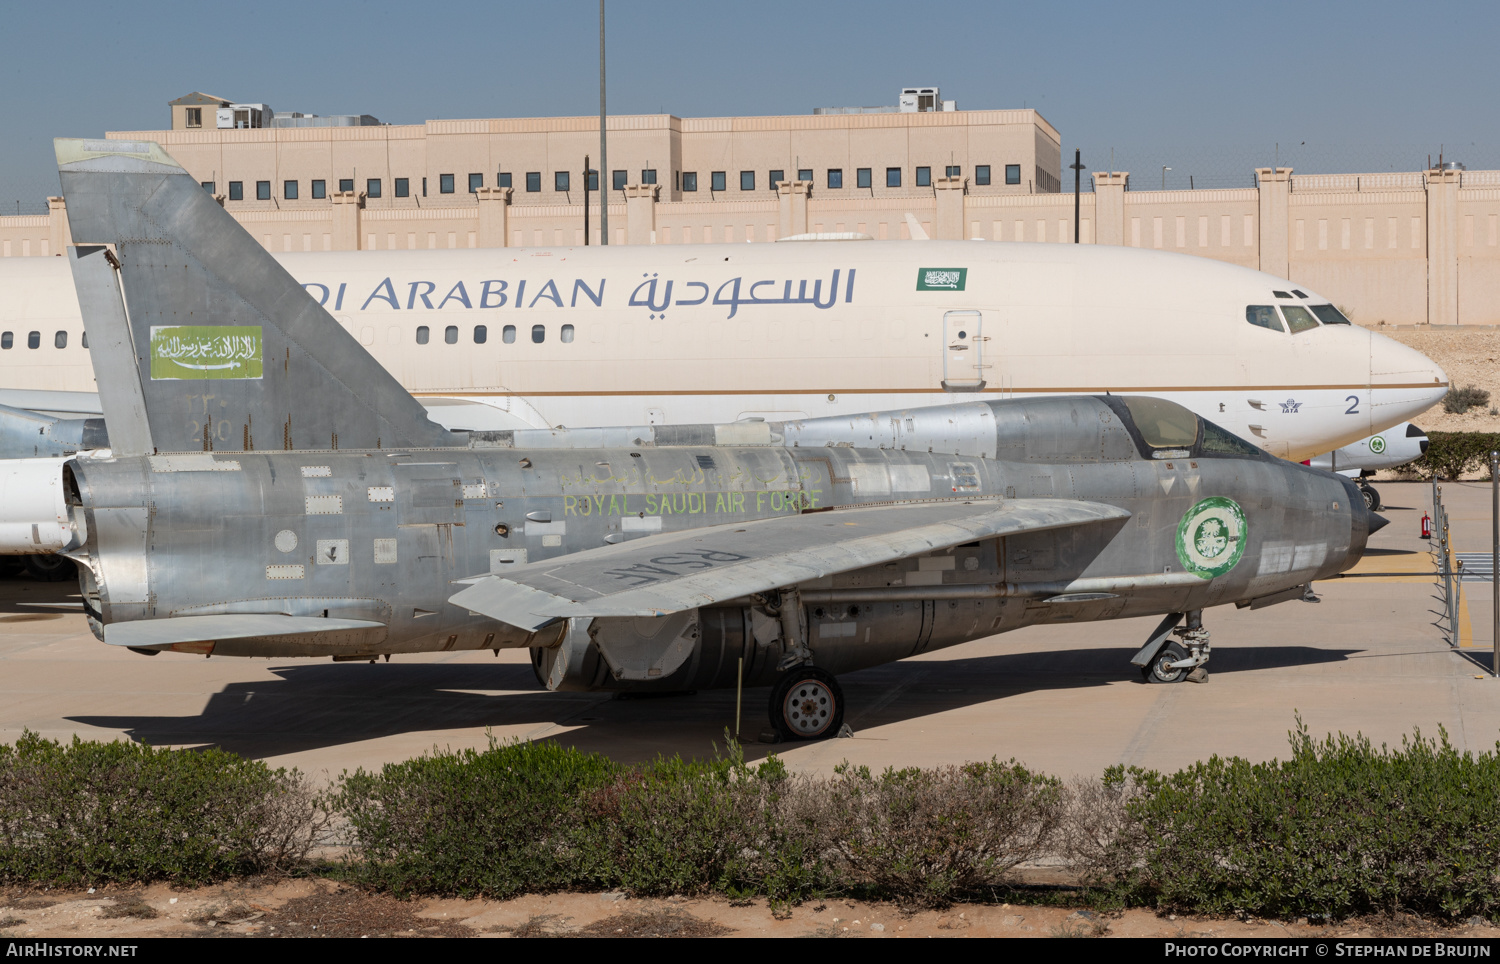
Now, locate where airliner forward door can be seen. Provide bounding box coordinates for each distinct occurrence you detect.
[942,310,985,391]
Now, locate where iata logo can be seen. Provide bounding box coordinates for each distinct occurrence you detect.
[1369,435,1387,455]
[1175,497,1247,579]
[916,267,967,291]
[1279,398,1302,413]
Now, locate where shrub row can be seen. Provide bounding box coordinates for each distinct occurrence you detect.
[1405,431,1500,480]
[7,723,1500,920]
[0,732,325,885]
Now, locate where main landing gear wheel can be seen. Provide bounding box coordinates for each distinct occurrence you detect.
[769,667,844,741]
[1142,641,1190,684]
[1359,483,1382,512]
[23,555,75,582]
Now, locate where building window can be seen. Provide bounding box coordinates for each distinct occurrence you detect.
[561,324,575,343]
[641,169,657,185]
[469,173,483,193]
[946,165,961,177]
[497,172,512,189]
[555,171,571,192]
[856,168,871,189]
[503,325,516,344]
[284,180,298,200]
[26,331,39,350]
[54,331,66,349]
[613,170,626,190]
[586,170,598,191]
[975,165,991,186]
[440,174,455,194]
[444,325,458,345]
[311,179,326,199]
[827,169,843,189]
[366,179,381,198]
[395,178,409,198]
[415,326,430,345]
[185,107,202,128]
[525,172,540,192]
[798,168,812,182]
[682,172,698,192]
[474,325,487,344]
[0,333,10,350]
[1005,164,1021,185]
[532,325,546,344]
[201,181,215,194]
[256,181,271,200]
[339,178,354,193]
[740,171,755,191]
[916,167,931,187]
[711,171,726,192]
[422,178,427,196]
[886,168,901,188]
[769,169,784,188]
[228,181,243,201]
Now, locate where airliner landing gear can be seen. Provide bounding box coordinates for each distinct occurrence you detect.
[769,667,844,741]
[1357,480,1382,512]
[1136,610,1212,684]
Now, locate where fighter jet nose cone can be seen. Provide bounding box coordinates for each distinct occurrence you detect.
[1368,512,1390,536]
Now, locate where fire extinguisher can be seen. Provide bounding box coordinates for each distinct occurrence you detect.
[1421,513,1432,539]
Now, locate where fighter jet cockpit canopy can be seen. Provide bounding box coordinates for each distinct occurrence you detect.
[1102,395,1267,461]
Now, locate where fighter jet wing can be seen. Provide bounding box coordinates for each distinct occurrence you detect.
[449,499,1130,631]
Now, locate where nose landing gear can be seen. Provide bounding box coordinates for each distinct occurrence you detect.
[1132,610,1212,684]
[1357,479,1382,512]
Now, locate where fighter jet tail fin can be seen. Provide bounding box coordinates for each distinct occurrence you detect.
[55,138,457,454]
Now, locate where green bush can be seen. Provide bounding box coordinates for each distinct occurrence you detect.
[1443,384,1492,415]
[1078,721,1500,919]
[1408,431,1500,479]
[0,731,325,885]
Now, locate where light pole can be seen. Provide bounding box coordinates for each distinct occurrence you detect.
[1161,166,1171,190]
[598,0,608,244]
[1070,150,1085,243]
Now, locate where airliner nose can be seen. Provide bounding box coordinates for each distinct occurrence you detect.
[1368,331,1448,421]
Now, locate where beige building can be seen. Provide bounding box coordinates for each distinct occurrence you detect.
[2,92,1497,326]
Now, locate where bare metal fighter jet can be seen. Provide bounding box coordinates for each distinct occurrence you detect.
[54,139,1385,740]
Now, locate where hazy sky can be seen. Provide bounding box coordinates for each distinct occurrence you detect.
[4,0,1497,209]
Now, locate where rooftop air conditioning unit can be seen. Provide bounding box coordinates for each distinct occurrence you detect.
[899,87,941,113]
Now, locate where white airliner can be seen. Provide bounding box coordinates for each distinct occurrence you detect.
[0,239,1445,464]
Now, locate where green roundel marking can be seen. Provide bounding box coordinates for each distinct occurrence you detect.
[1175,496,1247,579]
[1369,435,1386,455]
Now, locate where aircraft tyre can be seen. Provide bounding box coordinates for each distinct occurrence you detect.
[23,554,75,582]
[769,667,844,741]
[1359,483,1382,512]
[1141,641,1190,684]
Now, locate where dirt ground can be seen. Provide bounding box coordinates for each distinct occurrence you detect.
[1383,328,1500,434]
[2,880,1497,939]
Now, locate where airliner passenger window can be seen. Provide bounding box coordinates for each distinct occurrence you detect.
[1281,306,1319,334]
[1309,304,1352,326]
[532,325,545,344]
[1245,306,1284,332]
[54,331,66,349]
[474,325,487,344]
[444,326,458,345]
[503,325,516,344]
[415,326,430,345]
[561,324,575,343]
[1,333,11,350]
[1121,396,1199,449]
[26,332,39,350]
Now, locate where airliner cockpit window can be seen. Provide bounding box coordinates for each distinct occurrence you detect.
[1121,395,1199,450]
[1281,305,1320,333]
[1309,304,1352,326]
[1246,305,1284,332]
